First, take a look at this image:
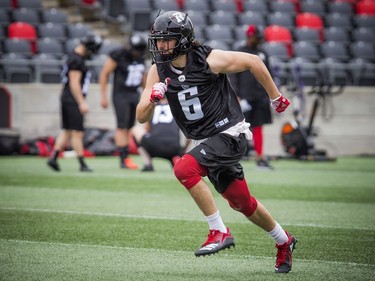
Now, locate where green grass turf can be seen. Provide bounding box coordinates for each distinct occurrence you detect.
[0,155,374,280]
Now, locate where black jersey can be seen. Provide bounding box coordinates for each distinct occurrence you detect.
[61,52,91,104]
[149,103,180,143]
[110,48,146,97]
[156,45,244,140]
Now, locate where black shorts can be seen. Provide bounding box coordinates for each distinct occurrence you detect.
[188,133,247,193]
[113,94,139,129]
[244,99,272,128]
[141,134,183,160]
[61,101,84,131]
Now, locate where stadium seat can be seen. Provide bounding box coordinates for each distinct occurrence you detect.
[296,12,324,40]
[0,0,13,10]
[36,38,65,58]
[153,0,180,11]
[183,0,210,12]
[300,0,326,17]
[185,10,208,27]
[243,0,268,15]
[327,1,354,15]
[17,0,43,9]
[348,58,375,86]
[289,57,322,86]
[1,53,33,83]
[264,25,293,56]
[67,23,93,39]
[354,14,375,29]
[320,41,350,62]
[38,23,67,41]
[204,40,230,51]
[293,27,321,44]
[352,27,375,43]
[356,1,375,15]
[40,8,68,24]
[270,1,297,15]
[32,53,62,83]
[204,25,234,45]
[323,27,351,45]
[319,57,349,85]
[261,41,290,61]
[208,10,237,26]
[267,12,295,29]
[4,37,34,57]
[350,41,375,62]
[238,11,266,28]
[211,0,238,12]
[11,8,41,25]
[324,13,353,30]
[293,41,320,62]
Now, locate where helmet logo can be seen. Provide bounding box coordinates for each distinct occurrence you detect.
[171,12,185,23]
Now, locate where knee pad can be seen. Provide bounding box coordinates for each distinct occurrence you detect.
[221,179,258,217]
[173,154,208,190]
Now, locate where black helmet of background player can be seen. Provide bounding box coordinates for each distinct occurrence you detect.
[245,25,262,48]
[149,11,195,64]
[81,33,103,57]
[130,33,147,57]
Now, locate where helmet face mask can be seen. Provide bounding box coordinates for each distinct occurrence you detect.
[149,11,194,64]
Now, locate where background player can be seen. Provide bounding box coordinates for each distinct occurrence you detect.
[99,33,147,169]
[47,33,103,172]
[230,25,274,170]
[132,100,189,171]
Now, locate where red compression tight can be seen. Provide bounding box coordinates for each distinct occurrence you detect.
[221,179,258,217]
[174,154,208,189]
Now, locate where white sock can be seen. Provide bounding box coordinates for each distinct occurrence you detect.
[205,211,227,233]
[268,222,288,245]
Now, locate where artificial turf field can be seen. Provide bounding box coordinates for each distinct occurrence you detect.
[0,155,374,281]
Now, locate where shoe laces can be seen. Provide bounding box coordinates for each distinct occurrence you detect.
[204,229,223,245]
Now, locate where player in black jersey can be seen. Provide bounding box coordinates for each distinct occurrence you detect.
[47,33,103,172]
[136,11,296,273]
[132,100,189,171]
[99,33,147,169]
[230,25,274,170]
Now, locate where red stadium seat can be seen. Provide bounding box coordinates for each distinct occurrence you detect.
[8,22,37,53]
[295,13,324,41]
[356,0,375,15]
[264,25,293,57]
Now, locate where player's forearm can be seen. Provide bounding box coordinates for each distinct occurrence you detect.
[249,56,280,100]
[136,99,155,124]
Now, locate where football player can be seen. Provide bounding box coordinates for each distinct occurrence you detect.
[48,33,103,172]
[136,11,296,273]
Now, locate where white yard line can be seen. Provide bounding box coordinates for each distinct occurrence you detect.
[1,206,374,231]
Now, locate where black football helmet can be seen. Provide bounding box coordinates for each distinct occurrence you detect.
[130,33,147,53]
[149,11,195,64]
[81,33,103,55]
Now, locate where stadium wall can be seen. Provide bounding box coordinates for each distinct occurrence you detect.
[1,83,374,157]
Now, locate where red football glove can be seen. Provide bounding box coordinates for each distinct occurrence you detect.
[270,94,290,113]
[150,78,171,104]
